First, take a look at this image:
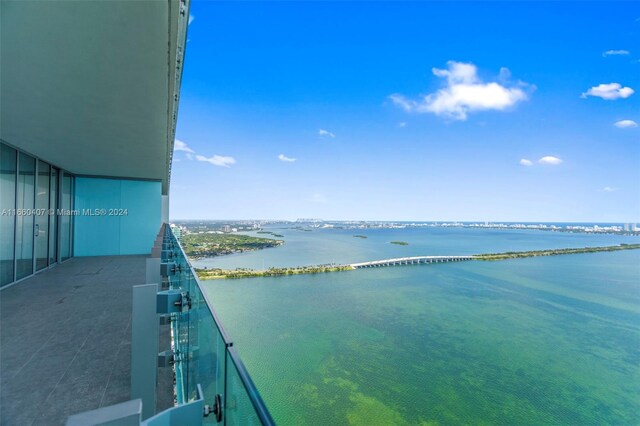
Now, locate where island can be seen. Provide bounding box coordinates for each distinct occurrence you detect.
[181,233,283,259]
[390,241,409,246]
[256,231,285,237]
[474,244,640,260]
[196,265,353,280]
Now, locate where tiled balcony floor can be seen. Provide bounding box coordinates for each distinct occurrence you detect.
[0,256,172,425]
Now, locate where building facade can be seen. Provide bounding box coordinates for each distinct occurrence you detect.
[1,0,185,287]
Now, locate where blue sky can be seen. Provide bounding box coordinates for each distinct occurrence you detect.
[170,1,639,222]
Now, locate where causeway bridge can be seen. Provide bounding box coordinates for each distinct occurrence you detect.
[350,255,475,269]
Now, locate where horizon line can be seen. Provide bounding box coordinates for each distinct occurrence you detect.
[169,219,640,224]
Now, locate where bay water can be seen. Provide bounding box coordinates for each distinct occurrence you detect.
[197,226,640,425]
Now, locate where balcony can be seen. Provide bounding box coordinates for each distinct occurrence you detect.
[0,226,274,425]
[0,255,171,424]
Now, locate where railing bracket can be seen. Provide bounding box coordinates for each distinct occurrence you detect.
[157,349,175,368]
[157,290,182,314]
[208,394,223,422]
[160,262,176,277]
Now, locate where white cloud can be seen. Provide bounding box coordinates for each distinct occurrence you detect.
[398,122,407,128]
[174,139,195,153]
[185,153,194,161]
[614,119,638,128]
[278,154,296,162]
[581,83,634,100]
[188,14,194,25]
[309,193,327,203]
[195,154,236,168]
[603,186,618,192]
[389,61,531,120]
[432,61,478,84]
[603,50,630,56]
[318,129,335,138]
[538,156,563,165]
[519,158,533,166]
[389,94,415,112]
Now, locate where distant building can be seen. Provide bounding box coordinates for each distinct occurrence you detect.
[222,225,231,233]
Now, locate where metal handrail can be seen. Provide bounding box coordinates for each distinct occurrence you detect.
[227,346,276,425]
[165,226,275,425]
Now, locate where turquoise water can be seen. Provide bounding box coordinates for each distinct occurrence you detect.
[201,227,640,425]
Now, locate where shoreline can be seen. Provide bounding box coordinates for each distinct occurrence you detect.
[196,265,353,280]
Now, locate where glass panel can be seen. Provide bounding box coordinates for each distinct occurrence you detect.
[225,349,262,426]
[35,161,50,271]
[175,304,190,402]
[16,152,35,280]
[202,323,227,424]
[49,167,58,264]
[185,268,229,414]
[60,173,71,261]
[165,226,273,424]
[183,263,195,401]
[172,245,193,403]
[0,144,17,286]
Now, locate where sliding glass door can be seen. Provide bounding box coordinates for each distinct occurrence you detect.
[0,141,73,287]
[16,153,35,280]
[0,145,17,286]
[35,161,50,271]
[49,167,59,266]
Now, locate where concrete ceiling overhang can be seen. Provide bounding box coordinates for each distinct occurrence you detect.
[0,0,188,195]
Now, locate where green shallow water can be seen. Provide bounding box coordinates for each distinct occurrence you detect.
[203,231,640,425]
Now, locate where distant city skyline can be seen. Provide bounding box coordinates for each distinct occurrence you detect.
[170,1,639,222]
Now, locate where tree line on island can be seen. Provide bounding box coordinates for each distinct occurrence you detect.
[181,233,283,259]
[474,244,640,260]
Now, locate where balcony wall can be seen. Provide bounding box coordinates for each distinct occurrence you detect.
[74,178,161,256]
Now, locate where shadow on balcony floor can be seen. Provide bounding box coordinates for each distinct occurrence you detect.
[0,255,172,426]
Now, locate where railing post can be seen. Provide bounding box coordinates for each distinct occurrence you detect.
[146,258,161,286]
[66,400,142,426]
[131,283,159,420]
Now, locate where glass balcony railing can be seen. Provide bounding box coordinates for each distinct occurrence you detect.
[161,226,274,425]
